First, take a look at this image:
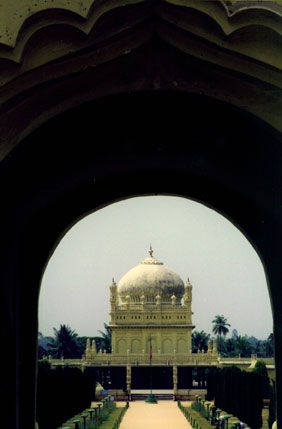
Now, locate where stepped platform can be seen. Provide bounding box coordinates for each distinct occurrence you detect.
[130,389,207,401]
[131,390,174,401]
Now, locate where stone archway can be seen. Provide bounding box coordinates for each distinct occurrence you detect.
[2,89,282,428]
[1,0,282,159]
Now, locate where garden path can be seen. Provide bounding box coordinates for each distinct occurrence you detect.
[119,400,192,429]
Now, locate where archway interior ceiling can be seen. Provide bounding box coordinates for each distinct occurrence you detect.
[3,91,282,261]
[1,1,282,76]
[1,0,282,160]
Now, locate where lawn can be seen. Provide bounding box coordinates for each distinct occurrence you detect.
[183,405,270,429]
[61,403,127,429]
[99,407,125,429]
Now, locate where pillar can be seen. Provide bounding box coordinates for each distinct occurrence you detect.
[126,364,131,400]
[173,365,178,398]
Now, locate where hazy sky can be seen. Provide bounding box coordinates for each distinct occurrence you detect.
[39,196,273,340]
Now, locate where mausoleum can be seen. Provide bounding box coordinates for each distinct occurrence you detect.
[48,247,275,400]
[84,247,219,399]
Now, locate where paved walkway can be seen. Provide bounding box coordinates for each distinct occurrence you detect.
[119,401,192,429]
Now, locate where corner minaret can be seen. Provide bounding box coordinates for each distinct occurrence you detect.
[183,278,193,325]
[109,278,117,327]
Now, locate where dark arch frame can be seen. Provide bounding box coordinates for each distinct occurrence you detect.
[1,90,282,428]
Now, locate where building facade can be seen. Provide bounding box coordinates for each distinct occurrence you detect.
[83,248,219,398]
[110,247,194,356]
[47,248,275,399]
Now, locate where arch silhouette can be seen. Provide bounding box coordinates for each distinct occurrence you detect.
[1,89,282,428]
[177,338,187,354]
[117,339,127,354]
[163,338,173,354]
[131,339,141,354]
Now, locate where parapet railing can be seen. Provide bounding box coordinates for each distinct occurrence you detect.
[49,352,219,367]
[48,355,274,368]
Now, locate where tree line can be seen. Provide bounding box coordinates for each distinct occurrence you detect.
[192,315,274,357]
[38,323,112,359]
[38,315,274,359]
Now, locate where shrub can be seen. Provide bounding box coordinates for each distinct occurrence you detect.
[252,360,270,399]
[36,361,96,429]
[212,366,263,429]
[268,380,276,429]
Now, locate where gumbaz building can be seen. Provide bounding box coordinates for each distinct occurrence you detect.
[49,247,274,401]
[84,247,219,400]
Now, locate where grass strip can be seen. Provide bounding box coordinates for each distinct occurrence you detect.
[61,403,118,428]
[183,407,252,429]
[99,407,125,429]
[184,407,214,429]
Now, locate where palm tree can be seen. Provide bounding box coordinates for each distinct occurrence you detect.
[48,324,81,358]
[234,335,252,357]
[96,323,112,353]
[212,315,230,355]
[192,330,210,352]
[212,315,231,337]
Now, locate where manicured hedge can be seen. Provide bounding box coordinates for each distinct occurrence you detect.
[252,360,270,399]
[36,360,96,429]
[268,380,276,429]
[207,366,263,429]
[206,368,216,401]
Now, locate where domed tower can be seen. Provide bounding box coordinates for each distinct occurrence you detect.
[109,247,194,356]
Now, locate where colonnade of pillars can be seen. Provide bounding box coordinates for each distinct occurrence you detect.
[96,366,209,392]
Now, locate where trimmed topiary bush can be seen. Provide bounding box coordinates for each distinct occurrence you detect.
[211,366,263,429]
[268,380,276,429]
[252,359,270,399]
[36,360,96,429]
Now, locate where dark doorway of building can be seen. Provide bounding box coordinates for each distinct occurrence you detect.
[131,366,173,389]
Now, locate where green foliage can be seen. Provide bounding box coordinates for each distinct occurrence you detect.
[212,315,230,337]
[206,368,216,401]
[233,335,252,357]
[209,366,263,429]
[181,406,214,429]
[38,332,53,359]
[60,401,128,429]
[268,380,276,429]
[99,406,124,429]
[212,330,273,358]
[96,323,112,353]
[252,360,270,399]
[48,324,81,358]
[192,330,210,352]
[38,358,51,371]
[36,362,96,429]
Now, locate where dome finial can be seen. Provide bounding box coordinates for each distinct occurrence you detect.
[149,245,153,257]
